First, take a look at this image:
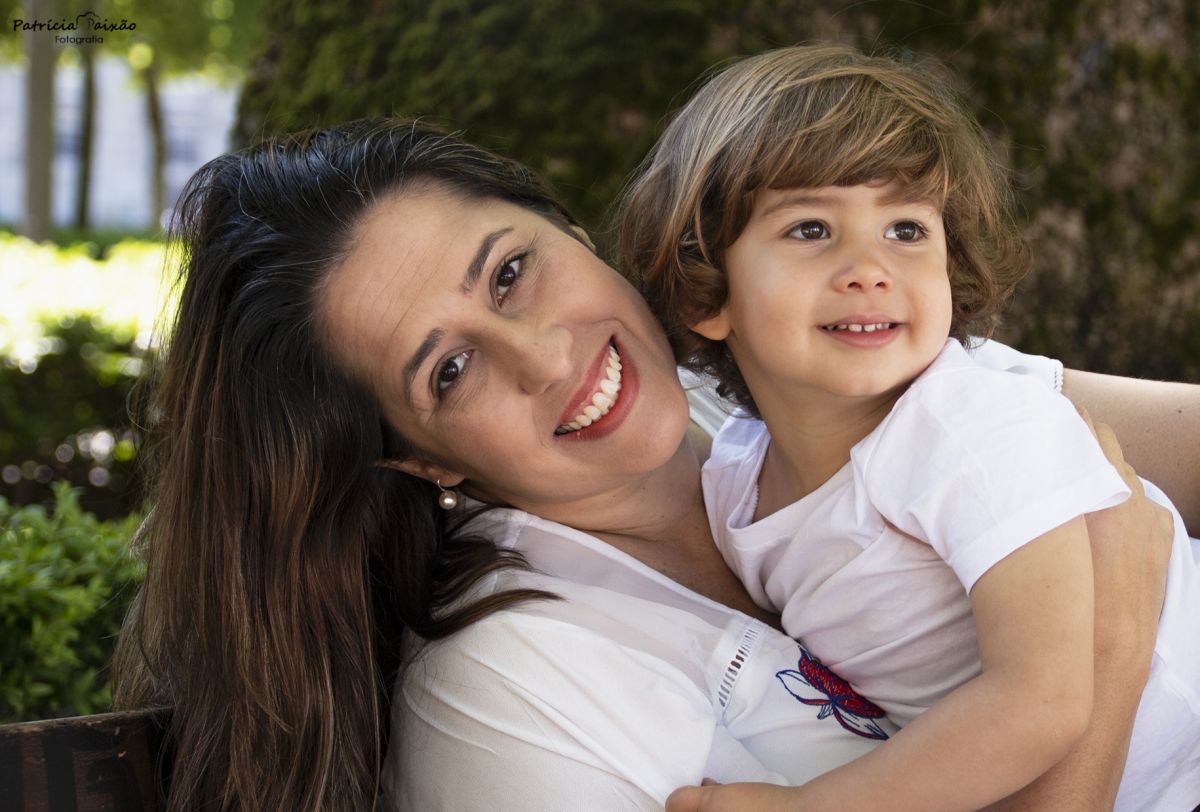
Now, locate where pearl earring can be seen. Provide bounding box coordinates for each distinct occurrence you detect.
[436,478,459,511]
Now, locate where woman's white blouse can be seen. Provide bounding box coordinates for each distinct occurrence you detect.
[384,508,894,810]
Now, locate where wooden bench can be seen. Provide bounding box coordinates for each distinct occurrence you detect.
[0,708,171,811]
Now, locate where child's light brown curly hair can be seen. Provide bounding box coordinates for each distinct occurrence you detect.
[618,44,1030,416]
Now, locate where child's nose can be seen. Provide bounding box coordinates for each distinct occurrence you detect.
[832,253,894,293]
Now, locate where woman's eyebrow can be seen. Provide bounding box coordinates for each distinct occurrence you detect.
[404,327,445,406]
[460,227,513,294]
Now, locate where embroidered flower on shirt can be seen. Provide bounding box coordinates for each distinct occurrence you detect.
[777,646,890,740]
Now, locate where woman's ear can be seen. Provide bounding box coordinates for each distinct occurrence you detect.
[375,457,465,488]
[690,308,732,341]
[570,225,597,252]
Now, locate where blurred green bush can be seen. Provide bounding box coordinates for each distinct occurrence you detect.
[0,483,144,723]
[1,231,169,519]
[0,317,147,520]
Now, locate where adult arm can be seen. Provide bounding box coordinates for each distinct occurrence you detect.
[984,414,1173,811]
[1061,369,1200,534]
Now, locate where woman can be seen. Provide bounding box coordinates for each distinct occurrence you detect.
[113,119,1189,810]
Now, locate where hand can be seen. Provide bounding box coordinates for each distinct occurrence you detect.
[666,780,798,812]
[1076,409,1173,665]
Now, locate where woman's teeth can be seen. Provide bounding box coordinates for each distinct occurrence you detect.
[555,345,623,435]
[823,322,896,333]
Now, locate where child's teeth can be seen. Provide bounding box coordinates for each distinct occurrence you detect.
[600,379,619,396]
[582,405,602,421]
[827,322,893,332]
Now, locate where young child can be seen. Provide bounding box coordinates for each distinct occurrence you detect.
[623,45,1200,811]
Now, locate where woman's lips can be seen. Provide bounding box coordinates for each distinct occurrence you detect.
[554,338,637,440]
[556,342,622,434]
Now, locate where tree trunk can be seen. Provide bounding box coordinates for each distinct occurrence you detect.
[74,43,96,231]
[141,57,166,229]
[22,0,57,242]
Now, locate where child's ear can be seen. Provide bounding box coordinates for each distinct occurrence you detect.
[690,308,733,341]
[375,457,465,488]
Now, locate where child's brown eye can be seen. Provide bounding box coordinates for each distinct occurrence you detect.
[885,221,924,242]
[789,221,829,240]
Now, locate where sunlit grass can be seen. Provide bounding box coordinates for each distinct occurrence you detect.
[0,231,177,366]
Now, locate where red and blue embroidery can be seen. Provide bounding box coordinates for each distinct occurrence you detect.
[777,646,890,740]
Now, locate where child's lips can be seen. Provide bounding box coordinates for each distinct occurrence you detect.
[820,319,903,346]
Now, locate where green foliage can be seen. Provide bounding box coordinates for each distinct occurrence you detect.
[0,482,143,723]
[236,0,719,228]
[235,0,1200,382]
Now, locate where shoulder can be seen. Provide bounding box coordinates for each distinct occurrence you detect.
[853,339,1111,509]
[708,415,769,468]
[872,341,1076,458]
[967,338,1064,392]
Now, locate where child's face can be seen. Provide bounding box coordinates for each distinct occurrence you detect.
[692,181,952,414]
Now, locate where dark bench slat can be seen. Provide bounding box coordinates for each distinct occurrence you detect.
[0,708,171,811]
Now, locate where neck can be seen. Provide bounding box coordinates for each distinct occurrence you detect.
[517,433,777,626]
[754,387,902,519]
[556,433,709,544]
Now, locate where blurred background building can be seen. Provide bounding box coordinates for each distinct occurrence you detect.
[0,55,236,228]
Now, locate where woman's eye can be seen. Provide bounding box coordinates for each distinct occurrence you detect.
[885,221,925,242]
[436,351,471,393]
[494,254,525,302]
[789,221,829,240]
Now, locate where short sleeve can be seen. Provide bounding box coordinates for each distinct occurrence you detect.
[967,338,1064,392]
[384,610,736,810]
[853,357,1128,591]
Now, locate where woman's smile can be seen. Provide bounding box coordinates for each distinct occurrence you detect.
[555,340,623,434]
[554,338,640,440]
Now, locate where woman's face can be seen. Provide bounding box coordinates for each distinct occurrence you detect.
[322,185,690,516]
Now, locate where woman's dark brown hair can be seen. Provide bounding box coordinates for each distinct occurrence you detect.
[112,119,568,810]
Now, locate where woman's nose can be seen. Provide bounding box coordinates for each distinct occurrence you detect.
[501,320,574,395]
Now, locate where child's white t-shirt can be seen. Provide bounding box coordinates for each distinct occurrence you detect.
[703,338,1200,811]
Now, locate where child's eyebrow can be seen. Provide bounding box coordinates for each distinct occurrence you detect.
[760,192,843,218]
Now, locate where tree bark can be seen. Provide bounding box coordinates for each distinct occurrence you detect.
[141,57,166,229]
[22,0,57,242]
[74,43,96,231]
